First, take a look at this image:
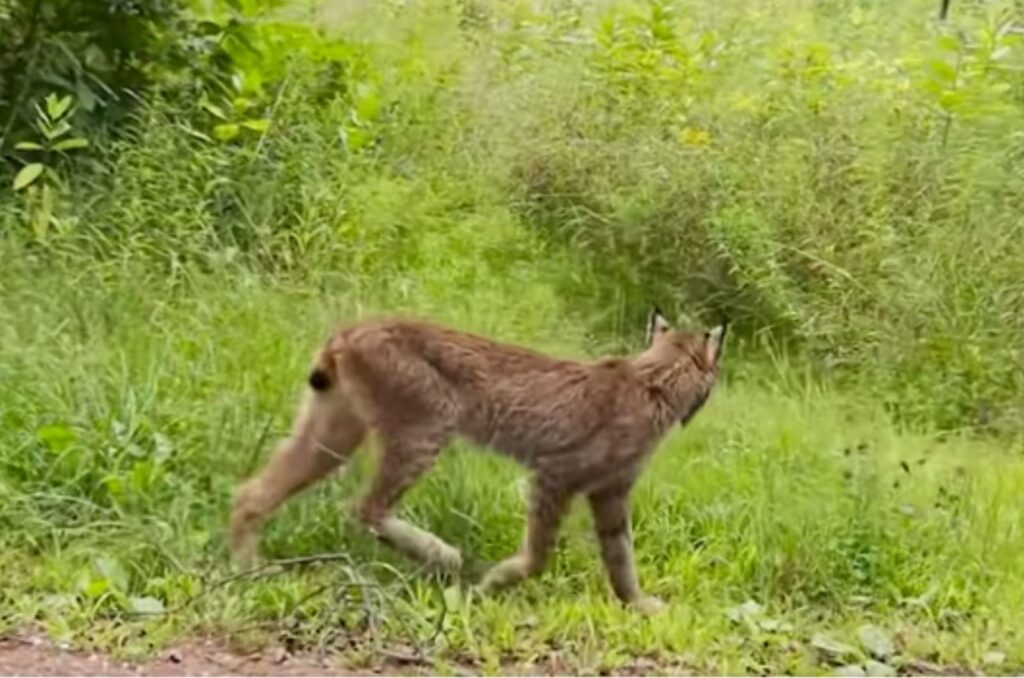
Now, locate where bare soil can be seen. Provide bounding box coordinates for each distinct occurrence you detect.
[0,634,983,677]
[0,634,588,677]
[0,637,419,677]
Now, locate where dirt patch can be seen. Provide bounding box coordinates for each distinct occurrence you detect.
[0,635,587,677]
[0,637,411,677]
[0,635,987,676]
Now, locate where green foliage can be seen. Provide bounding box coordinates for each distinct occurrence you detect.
[0,0,264,166]
[1,0,185,146]
[1,0,1024,672]
[1,253,1022,671]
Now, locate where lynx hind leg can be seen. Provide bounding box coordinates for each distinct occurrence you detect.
[478,480,570,594]
[229,388,365,567]
[355,432,463,573]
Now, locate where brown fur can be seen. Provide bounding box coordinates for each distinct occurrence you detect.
[229,309,726,613]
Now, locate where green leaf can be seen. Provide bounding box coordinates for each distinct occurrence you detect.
[43,120,72,141]
[201,101,228,120]
[865,660,896,677]
[103,475,124,500]
[197,20,224,35]
[36,423,76,451]
[83,578,110,599]
[929,59,958,83]
[240,118,269,133]
[726,599,763,623]
[213,123,240,142]
[153,432,174,462]
[95,556,129,592]
[52,137,89,152]
[811,633,860,662]
[14,141,44,151]
[129,596,165,615]
[354,90,382,122]
[13,163,44,190]
[442,585,464,611]
[856,624,894,659]
[179,124,213,143]
[46,93,72,121]
[939,90,964,111]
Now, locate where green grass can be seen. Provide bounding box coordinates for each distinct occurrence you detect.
[2,0,1024,674]
[1,252,1022,674]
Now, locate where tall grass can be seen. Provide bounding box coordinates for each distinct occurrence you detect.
[1,251,1022,671]
[2,0,1023,672]
[22,0,1019,429]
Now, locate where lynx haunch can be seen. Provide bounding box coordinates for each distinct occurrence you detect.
[229,308,726,614]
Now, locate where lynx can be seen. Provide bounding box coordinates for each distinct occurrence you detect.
[229,308,726,614]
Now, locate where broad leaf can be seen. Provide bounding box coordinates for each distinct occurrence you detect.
[36,423,76,451]
[43,120,72,141]
[865,660,896,677]
[240,119,269,133]
[46,94,72,121]
[129,596,165,614]
[202,101,228,120]
[53,137,89,152]
[811,633,860,662]
[214,123,240,141]
[13,163,44,190]
[95,556,129,592]
[856,624,894,659]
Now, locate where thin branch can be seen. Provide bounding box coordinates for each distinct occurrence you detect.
[125,551,365,617]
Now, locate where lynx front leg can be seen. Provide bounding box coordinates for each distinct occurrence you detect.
[588,486,665,615]
[478,480,570,593]
[356,435,463,572]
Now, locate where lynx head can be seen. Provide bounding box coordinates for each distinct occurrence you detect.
[641,306,728,425]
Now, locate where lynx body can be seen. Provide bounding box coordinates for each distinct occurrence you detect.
[229,309,726,613]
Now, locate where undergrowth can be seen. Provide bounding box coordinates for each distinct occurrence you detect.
[2,0,1024,674]
[1,250,1022,674]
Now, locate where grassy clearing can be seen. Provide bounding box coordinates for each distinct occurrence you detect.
[2,0,1024,674]
[1,254,1022,674]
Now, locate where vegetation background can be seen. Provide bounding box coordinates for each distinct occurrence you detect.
[1,0,1023,674]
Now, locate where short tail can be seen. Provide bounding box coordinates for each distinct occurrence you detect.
[308,342,340,392]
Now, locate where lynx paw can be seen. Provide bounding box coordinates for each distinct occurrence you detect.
[228,526,261,572]
[428,542,464,573]
[631,595,668,616]
[229,543,261,572]
[477,555,528,593]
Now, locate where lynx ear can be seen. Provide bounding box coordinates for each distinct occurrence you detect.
[704,321,729,366]
[646,306,671,345]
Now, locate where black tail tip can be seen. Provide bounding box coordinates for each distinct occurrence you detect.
[308,368,331,391]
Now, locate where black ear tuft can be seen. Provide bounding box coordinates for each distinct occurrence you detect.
[646,305,671,345]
